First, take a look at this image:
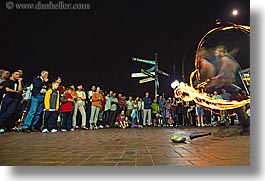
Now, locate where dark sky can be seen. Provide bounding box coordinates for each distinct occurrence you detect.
[0,0,250,98]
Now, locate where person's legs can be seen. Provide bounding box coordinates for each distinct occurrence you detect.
[79,105,87,128]
[72,104,78,128]
[23,96,41,129]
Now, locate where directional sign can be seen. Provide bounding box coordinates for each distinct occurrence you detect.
[146,66,156,73]
[157,69,170,77]
[131,72,155,78]
[132,57,156,65]
[141,69,155,78]
[139,77,155,84]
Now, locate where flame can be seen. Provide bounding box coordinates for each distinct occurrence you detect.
[174,82,250,110]
[175,23,250,111]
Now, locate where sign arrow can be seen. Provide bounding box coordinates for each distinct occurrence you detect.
[131,72,155,78]
[157,69,170,77]
[132,57,156,65]
[141,69,155,77]
[139,77,155,84]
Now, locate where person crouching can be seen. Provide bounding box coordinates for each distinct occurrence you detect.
[116,110,128,129]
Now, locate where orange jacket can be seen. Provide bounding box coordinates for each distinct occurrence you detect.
[91,92,103,107]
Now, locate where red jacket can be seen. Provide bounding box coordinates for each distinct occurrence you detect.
[60,93,73,112]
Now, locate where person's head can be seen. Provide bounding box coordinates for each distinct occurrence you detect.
[213,90,218,95]
[109,90,113,97]
[0,69,4,77]
[129,96,133,101]
[1,70,10,79]
[153,99,157,103]
[120,110,125,115]
[65,87,73,94]
[159,95,163,100]
[17,69,23,78]
[10,70,20,80]
[54,76,62,84]
[96,86,101,93]
[145,92,149,97]
[91,85,96,91]
[69,84,75,90]
[77,84,83,91]
[221,89,227,94]
[242,90,247,96]
[118,93,122,98]
[113,92,116,97]
[40,70,49,79]
[51,81,59,90]
[214,45,228,58]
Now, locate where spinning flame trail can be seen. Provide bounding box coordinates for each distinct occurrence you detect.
[174,23,250,110]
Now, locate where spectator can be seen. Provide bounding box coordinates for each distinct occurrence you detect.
[22,70,49,133]
[41,81,60,133]
[142,92,152,126]
[0,71,23,133]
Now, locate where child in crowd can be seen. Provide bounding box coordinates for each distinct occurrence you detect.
[60,87,74,131]
[42,81,60,133]
[156,113,163,127]
[116,110,128,129]
[166,116,174,127]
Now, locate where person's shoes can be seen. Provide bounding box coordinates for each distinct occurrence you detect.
[94,126,98,130]
[81,126,89,130]
[70,128,75,132]
[90,125,94,130]
[22,128,31,133]
[61,129,67,132]
[31,128,39,132]
[51,129,58,133]
[98,125,104,129]
[105,125,110,128]
[42,129,49,133]
[240,130,250,136]
[0,128,4,134]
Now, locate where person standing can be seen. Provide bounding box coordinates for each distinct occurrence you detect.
[60,87,74,131]
[109,91,118,127]
[0,71,22,133]
[158,95,166,126]
[103,91,111,128]
[22,70,49,133]
[89,86,103,130]
[41,81,60,133]
[151,99,159,126]
[72,84,88,130]
[143,92,152,126]
[86,85,96,125]
[0,69,10,103]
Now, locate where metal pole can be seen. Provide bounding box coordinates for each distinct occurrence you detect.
[154,52,158,99]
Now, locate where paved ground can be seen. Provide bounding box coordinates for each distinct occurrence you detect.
[0,125,249,166]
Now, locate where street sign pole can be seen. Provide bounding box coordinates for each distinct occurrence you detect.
[131,52,169,99]
[154,52,158,99]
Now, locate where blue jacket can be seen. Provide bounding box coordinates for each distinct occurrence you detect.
[143,97,152,109]
[31,77,48,97]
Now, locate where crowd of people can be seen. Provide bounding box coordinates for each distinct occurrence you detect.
[0,66,250,135]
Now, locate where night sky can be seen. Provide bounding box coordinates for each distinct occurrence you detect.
[0,0,250,98]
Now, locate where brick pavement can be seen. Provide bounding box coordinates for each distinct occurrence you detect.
[0,126,249,166]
